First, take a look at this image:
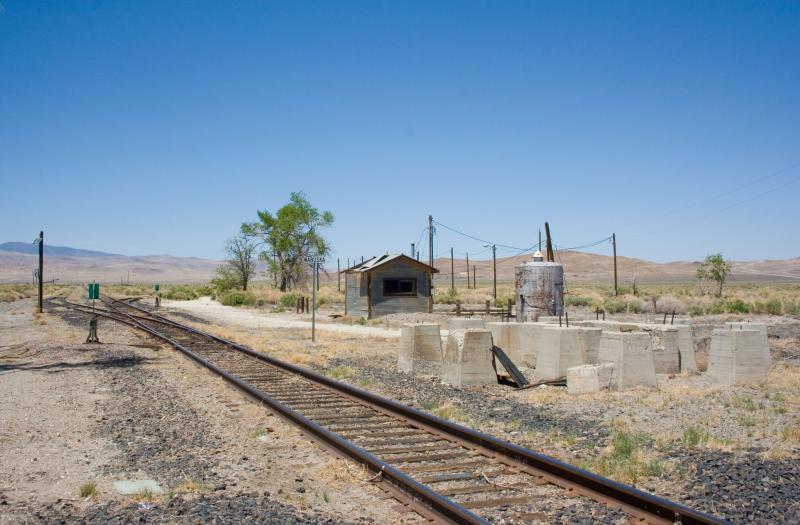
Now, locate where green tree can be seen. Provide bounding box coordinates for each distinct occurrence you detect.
[215,229,258,291]
[243,192,334,291]
[696,253,731,298]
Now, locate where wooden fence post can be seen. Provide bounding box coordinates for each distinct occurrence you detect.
[485,300,490,315]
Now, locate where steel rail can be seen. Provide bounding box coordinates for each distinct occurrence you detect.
[100,298,487,525]
[102,298,727,525]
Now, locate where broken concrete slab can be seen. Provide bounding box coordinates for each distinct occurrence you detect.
[597,331,657,390]
[567,363,614,394]
[398,323,442,373]
[114,479,163,495]
[441,329,497,387]
[708,329,769,385]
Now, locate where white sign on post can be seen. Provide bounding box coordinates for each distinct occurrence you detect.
[303,255,325,342]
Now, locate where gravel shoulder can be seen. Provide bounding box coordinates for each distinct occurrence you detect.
[161,297,401,338]
[0,299,407,524]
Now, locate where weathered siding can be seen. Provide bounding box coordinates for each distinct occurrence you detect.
[345,273,369,318]
[369,260,430,317]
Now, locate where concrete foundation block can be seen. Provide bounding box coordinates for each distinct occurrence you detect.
[576,327,603,364]
[516,323,549,368]
[487,322,520,362]
[725,322,771,368]
[448,318,486,331]
[535,316,562,324]
[675,325,698,373]
[441,329,497,387]
[597,332,657,390]
[398,324,442,374]
[535,326,586,381]
[708,329,769,385]
[567,363,615,394]
[635,325,680,374]
[576,320,640,332]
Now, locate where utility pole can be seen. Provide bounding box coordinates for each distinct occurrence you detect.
[465,252,470,289]
[491,244,497,299]
[428,215,434,269]
[450,247,454,293]
[472,265,476,289]
[612,233,618,297]
[337,258,341,291]
[544,222,554,262]
[538,229,542,252]
[37,230,43,313]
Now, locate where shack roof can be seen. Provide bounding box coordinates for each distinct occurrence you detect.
[344,254,439,274]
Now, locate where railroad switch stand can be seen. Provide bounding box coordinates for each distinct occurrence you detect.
[85,315,101,344]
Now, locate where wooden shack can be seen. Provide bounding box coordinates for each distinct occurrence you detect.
[344,254,438,319]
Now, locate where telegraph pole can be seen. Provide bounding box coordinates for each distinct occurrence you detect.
[612,233,618,297]
[337,258,341,292]
[428,215,434,269]
[491,244,497,299]
[37,230,43,313]
[465,252,470,289]
[544,222,554,262]
[450,247,454,293]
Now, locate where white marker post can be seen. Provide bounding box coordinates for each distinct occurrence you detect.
[303,255,326,343]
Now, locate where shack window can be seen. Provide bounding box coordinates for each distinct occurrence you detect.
[383,278,417,296]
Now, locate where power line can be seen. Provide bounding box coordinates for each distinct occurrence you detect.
[431,219,532,252]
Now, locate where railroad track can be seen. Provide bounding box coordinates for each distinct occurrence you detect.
[61,297,729,525]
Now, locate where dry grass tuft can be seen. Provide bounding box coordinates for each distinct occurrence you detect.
[177,479,210,493]
[79,482,97,499]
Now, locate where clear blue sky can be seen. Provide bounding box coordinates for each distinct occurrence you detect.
[1,1,798,263]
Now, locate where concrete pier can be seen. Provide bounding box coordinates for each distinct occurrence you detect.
[597,332,657,390]
[707,329,769,385]
[487,322,520,362]
[535,326,586,381]
[725,322,771,367]
[398,324,442,374]
[675,325,698,373]
[516,323,548,368]
[441,329,497,387]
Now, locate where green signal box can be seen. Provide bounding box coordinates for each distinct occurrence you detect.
[88,283,100,300]
[155,284,160,292]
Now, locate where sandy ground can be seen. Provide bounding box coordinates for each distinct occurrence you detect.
[0,298,410,524]
[162,297,402,338]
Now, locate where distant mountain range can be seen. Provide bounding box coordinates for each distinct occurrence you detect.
[0,241,222,284]
[0,242,120,258]
[1,241,798,285]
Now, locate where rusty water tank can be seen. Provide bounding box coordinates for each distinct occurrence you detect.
[515,252,564,322]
